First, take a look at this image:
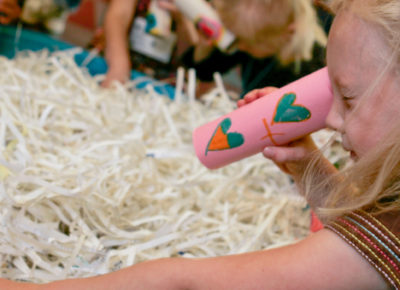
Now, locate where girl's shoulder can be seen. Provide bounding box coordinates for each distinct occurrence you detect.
[326,209,400,289]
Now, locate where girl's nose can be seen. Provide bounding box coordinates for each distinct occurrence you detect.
[325,99,343,132]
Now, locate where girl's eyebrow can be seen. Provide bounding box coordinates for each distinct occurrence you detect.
[334,74,352,90]
[337,82,359,97]
[332,75,357,96]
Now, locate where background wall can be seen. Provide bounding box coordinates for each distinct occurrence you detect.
[61,0,108,47]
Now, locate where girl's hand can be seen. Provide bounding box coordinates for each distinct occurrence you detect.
[262,135,319,177]
[239,87,320,177]
[157,0,178,14]
[0,0,21,24]
[158,0,213,62]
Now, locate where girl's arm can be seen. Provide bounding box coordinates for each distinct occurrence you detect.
[102,0,137,87]
[37,229,386,289]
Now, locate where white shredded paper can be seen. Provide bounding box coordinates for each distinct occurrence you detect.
[0,50,348,283]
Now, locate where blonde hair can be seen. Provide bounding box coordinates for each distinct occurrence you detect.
[212,0,327,65]
[306,0,400,222]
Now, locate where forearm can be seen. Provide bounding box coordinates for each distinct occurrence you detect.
[279,137,339,201]
[104,0,136,70]
[40,253,291,290]
[289,152,339,213]
[289,153,337,192]
[3,230,387,289]
[42,258,190,290]
[0,279,40,290]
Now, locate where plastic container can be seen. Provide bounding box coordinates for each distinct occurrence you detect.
[192,67,333,169]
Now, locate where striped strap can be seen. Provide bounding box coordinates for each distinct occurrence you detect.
[326,210,400,289]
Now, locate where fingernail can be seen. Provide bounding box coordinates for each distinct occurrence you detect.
[263,147,274,158]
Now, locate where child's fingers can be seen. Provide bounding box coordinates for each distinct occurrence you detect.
[237,99,246,108]
[245,87,278,104]
[238,88,269,107]
[157,0,178,13]
[241,86,279,106]
[258,86,279,96]
[239,89,261,106]
[263,145,312,175]
[263,146,309,164]
[237,91,258,107]
[262,135,319,175]
[243,90,260,104]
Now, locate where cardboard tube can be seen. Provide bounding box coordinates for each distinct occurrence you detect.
[192,67,333,169]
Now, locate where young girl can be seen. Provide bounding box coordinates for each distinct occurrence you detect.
[101,0,192,87]
[1,0,399,288]
[177,0,329,97]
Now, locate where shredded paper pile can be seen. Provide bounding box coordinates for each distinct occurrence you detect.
[0,50,347,283]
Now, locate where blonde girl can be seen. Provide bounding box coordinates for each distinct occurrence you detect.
[175,0,329,97]
[1,0,400,288]
[212,0,327,65]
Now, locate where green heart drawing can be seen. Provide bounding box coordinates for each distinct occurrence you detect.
[273,93,311,123]
[206,118,245,155]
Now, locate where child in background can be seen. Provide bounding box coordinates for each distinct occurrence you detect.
[101,0,156,87]
[173,0,329,98]
[101,0,193,87]
[1,0,400,288]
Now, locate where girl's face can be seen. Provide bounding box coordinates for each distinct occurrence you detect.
[326,11,400,160]
[233,29,292,59]
[215,1,293,59]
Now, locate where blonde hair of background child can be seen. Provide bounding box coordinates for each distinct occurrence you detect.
[304,0,400,222]
[212,0,327,65]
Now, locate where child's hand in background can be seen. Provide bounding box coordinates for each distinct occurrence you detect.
[0,0,21,24]
[101,64,131,88]
[157,0,177,14]
[158,0,214,62]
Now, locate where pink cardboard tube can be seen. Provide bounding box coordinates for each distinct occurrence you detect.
[192,67,333,169]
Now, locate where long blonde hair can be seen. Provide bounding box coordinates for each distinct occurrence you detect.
[212,0,327,65]
[306,0,400,222]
